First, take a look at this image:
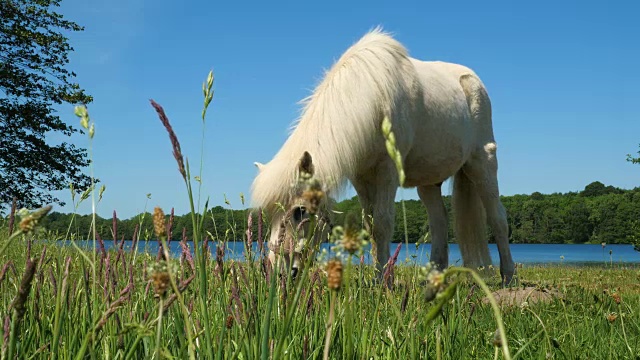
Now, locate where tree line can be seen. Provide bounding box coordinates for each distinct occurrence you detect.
[19,181,640,246]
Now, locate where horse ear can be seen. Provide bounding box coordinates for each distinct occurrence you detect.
[298,151,314,176]
[254,162,265,171]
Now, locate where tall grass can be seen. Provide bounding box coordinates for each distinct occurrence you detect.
[0,70,638,359]
[0,233,638,358]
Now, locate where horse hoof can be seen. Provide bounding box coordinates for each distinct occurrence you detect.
[501,273,517,287]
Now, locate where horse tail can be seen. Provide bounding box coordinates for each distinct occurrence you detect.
[452,169,492,269]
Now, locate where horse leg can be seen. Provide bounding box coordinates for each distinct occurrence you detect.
[353,163,398,287]
[352,177,374,234]
[352,178,388,275]
[463,147,516,286]
[452,167,492,271]
[417,184,449,271]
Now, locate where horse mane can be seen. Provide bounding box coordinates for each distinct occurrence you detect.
[251,26,419,213]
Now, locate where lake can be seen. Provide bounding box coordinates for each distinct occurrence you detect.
[58,240,640,267]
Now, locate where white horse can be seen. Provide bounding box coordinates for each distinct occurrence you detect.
[251,27,516,285]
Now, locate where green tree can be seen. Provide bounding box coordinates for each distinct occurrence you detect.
[563,198,592,243]
[1,0,94,211]
[580,181,622,198]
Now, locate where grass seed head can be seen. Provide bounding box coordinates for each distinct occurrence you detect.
[326,258,343,291]
[17,205,52,235]
[153,207,167,239]
[419,263,446,301]
[150,99,187,180]
[341,228,361,255]
[300,188,324,215]
[149,261,171,298]
[294,152,326,215]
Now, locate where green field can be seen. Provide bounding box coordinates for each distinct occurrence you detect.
[0,225,638,359]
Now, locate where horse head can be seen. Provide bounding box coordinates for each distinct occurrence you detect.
[255,151,333,278]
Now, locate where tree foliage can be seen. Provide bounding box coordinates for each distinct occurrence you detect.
[0,0,93,210]
[628,144,640,165]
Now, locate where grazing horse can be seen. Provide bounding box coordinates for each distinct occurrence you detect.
[251,27,516,285]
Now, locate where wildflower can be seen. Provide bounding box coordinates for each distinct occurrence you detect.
[606,312,617,323]
[153,207,167,239]
[326,258,343,291]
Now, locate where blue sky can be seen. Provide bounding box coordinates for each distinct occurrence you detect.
[47,0,639,219]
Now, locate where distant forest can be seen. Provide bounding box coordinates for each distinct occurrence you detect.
[23,181,640,245]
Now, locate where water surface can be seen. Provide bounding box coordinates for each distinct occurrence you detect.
[58,240,639,267]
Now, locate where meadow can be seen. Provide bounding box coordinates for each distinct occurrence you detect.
[1,71,639,359]
[0,223,638,359]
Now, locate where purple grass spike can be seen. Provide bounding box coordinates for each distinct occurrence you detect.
[149,99,186,180]
[112,210,117,242]
[257,209,264,257]
[383,243,402,287]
